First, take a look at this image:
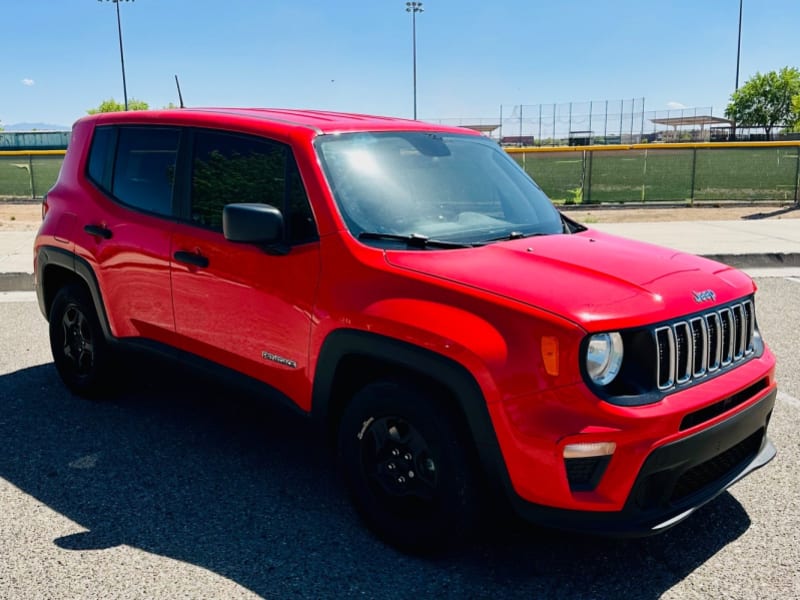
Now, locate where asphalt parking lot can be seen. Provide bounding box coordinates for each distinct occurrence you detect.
[0,276,798,600]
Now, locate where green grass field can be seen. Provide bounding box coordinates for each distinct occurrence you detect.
[0,155,63,198]
[515,147,800,203]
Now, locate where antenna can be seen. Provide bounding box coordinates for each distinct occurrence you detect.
[174,74,185,108]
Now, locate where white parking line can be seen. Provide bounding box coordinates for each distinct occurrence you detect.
[786,277,800,285]
[0,291,36,303]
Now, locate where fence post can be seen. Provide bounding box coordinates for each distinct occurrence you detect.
[499,104,503,142]
[28,153,35,199]
[538,104,542,147]
[586,149,593,203]
[794,143,799,204]
[640,98,646,141]
[690,147,698,205]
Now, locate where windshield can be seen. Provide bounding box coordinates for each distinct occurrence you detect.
[315,132,564,246]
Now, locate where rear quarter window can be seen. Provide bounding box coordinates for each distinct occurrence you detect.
[86,126,116,191]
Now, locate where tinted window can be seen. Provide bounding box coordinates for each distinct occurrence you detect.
[191,130,317,243]
[111,127,179,216]
[86,126,115,190]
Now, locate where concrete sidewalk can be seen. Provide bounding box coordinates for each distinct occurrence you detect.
[2,219,800,291]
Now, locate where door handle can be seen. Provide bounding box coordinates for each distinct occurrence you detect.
[83,224,112,239]
[174,250,209,268]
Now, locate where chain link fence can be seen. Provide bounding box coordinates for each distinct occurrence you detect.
[428,99,735,146]
[510,143,800,204]
[0,152,64,199]
[3,143,799,204]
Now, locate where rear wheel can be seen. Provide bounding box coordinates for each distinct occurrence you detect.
[337,379,479,552]
[49,284,114,399]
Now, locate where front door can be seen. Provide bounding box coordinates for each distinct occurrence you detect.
[170,128,320,407]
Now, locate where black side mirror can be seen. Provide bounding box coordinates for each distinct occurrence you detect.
[223,203,287,253]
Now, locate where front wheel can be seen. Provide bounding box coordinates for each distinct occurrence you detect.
[337,379,480,552]
[48,284,114,399]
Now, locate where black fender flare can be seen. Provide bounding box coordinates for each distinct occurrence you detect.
[311,328,512,497]
[36,245,115,341]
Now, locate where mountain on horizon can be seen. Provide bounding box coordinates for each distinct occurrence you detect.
[3,122,71,131]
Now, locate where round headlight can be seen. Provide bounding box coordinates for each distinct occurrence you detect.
[586,332,624,386]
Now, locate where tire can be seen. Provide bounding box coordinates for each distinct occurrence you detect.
[337,378,480,552]
[48,284,114,399]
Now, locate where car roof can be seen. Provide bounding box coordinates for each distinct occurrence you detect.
[81,107,478,137]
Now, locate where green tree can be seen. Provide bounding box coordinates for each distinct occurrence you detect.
[87,98,149,114]
[725,67,800,140]
[792,95,800,132]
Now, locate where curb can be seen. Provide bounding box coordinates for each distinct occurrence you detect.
[700,253,800,270]
[0,273,34,292]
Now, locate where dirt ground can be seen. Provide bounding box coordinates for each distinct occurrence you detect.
[1,200,798,232]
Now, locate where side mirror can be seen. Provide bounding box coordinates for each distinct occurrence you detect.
[223,203,284,246]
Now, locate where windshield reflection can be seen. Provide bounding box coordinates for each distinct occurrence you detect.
[315,132,564,246]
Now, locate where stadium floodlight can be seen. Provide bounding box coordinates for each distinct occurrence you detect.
[405,2,423,120]
[98,0,134,111]
[735,0,743,91]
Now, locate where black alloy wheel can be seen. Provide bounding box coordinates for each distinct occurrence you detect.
[49,284,113,399]
[338,379,479,552]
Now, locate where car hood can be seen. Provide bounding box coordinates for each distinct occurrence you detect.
[384,229,755,330]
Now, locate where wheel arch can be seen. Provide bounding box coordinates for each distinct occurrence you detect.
[312,329,510,495]
[36,246,114,341]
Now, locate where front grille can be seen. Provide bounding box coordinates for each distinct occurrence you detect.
[655,299,755,391]
[669,428,763,502]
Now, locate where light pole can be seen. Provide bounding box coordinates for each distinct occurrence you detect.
[405,2,423,120]
[733,0,742,140]
[735,0,743,91]
[99,0,133,111]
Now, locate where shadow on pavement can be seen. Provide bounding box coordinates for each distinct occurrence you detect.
[0,361,753,599]
[741,205,799,220]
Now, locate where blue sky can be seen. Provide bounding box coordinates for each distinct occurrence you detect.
[1,0,798,128]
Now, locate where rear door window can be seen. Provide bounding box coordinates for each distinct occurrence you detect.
[111,127,180,216]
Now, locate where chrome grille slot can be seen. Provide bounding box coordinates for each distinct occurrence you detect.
[706,313,721,372]
[744,300,755,352]
[720,308,733,365]
[690,317,708,377]
[653,299,757,392]
[732,304,745,359]
[655,327,675,390]
[675,322,692,384]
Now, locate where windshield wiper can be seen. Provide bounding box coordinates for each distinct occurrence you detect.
[479,231,551,244]
[358,232,473,249]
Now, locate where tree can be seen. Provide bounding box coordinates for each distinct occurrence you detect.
[725,67,800,140]
[726,67,800,138]
[792,95,800,132]
[87,98,149,114]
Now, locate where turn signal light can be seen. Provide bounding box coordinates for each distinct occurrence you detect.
[541,336,559,376]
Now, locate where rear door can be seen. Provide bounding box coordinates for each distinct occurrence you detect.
[170,128,320,406]
[80,125,179,340]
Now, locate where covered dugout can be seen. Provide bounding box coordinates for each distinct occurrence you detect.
[649,115,733,142]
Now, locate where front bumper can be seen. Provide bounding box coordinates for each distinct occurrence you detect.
[507,386,776,535]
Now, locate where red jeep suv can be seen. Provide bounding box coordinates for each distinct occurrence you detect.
[35,108,777,550]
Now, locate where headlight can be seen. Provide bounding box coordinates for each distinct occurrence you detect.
[586,332,624,386]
